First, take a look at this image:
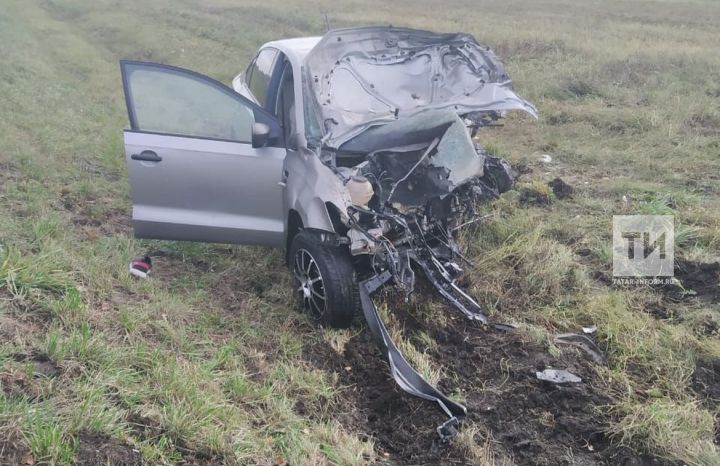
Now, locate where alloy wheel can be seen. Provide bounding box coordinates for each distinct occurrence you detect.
[293,248,326,319]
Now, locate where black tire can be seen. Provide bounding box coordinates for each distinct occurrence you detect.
[288,230,359,329]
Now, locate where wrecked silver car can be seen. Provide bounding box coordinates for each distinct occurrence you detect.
[120,26,536,440]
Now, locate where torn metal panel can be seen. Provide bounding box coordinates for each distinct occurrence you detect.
[304,26,537,148]
[431,116,483,186]
[344,111,494,210]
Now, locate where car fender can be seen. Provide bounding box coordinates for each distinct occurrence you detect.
[284,147,351,234]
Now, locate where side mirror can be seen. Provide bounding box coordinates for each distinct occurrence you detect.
[251,123,270,148]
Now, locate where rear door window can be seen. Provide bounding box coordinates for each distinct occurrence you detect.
[247,48,278,108]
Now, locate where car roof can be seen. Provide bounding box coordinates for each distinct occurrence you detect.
[261,36,322,62]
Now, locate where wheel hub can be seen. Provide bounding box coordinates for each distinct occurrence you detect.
[293,248,326,318]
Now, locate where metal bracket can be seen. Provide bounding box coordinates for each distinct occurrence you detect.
[413,255,488,323]
[359,271,466,442]
[436,416,460,442]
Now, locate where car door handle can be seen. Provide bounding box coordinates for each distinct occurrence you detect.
[131,150,162,162]
[278,169,289,187]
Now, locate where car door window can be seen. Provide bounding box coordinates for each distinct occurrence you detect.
[247,48,277,108]
[123,62,256,142]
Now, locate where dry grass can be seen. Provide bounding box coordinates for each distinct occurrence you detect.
[1,0,719,464]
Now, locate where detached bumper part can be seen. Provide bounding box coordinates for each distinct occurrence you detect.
[413,254,488,323]
[359,271,467,442]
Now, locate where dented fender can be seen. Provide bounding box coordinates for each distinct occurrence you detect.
[284,146,353,233]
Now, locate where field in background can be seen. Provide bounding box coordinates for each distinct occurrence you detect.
[1,0,719,464]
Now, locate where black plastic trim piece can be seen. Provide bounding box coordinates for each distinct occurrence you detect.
[358,271,466,442]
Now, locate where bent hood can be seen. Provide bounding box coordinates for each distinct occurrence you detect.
[303,26,537,149]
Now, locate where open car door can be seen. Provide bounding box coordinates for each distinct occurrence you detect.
[120,60,286,247]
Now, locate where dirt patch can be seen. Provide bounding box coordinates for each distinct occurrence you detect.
[685,112,720,136]
[643,302,678,321]
[691,359,720,409]
[556,78,599,99]
[0,161,20,182]
[0,429,32,466]
[548,177,574,199]
[305,330,456,464]
[124,411,224,465]
[60,190,131,239]
[691,359,720,449]
[126,411,164,441]
[12,352,60,377]
[304,302,664,465]
[663,259,720,303]
[71,206,131,240]
[430,321,614,465]
[2,353,59,400]
[0,314,40,341]
[519,186,551,206]
[74,432,141,466]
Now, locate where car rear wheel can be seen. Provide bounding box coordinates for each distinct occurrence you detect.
[289,230,358,329]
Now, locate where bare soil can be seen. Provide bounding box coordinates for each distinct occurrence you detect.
[661,259,720,304]
[691,359,720,447]
[123,411,225,465]
[304,298,672,465]
[74,432,142,466]
[0,430,32,466]
[692,358,720,409]
[548,177,574,199]
[59,190,131,240]
[1,352,59,400]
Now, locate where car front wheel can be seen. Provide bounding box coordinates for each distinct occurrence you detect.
[289,230,358,329]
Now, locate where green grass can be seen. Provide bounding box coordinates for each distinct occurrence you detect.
[1,0,720,464]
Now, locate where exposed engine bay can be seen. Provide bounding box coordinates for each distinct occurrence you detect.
[327,110,515,323]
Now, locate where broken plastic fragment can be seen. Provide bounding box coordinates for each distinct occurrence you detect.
[494,323,517,332]
[536,369,582,384]
[554,333,606,365]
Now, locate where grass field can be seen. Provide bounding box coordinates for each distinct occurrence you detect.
[1,0,719,464]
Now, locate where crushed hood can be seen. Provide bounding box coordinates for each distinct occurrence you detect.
[303,26,537,148]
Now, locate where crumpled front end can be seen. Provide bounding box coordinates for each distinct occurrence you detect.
[329,109,513,314]
[301,26,534,441]
[323,109,516,441]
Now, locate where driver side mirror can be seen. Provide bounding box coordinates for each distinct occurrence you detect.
[251,123,270,148]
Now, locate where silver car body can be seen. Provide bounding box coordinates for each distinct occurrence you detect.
[121,27,534,249]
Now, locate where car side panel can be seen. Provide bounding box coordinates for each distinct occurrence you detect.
[125,131,286,247]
